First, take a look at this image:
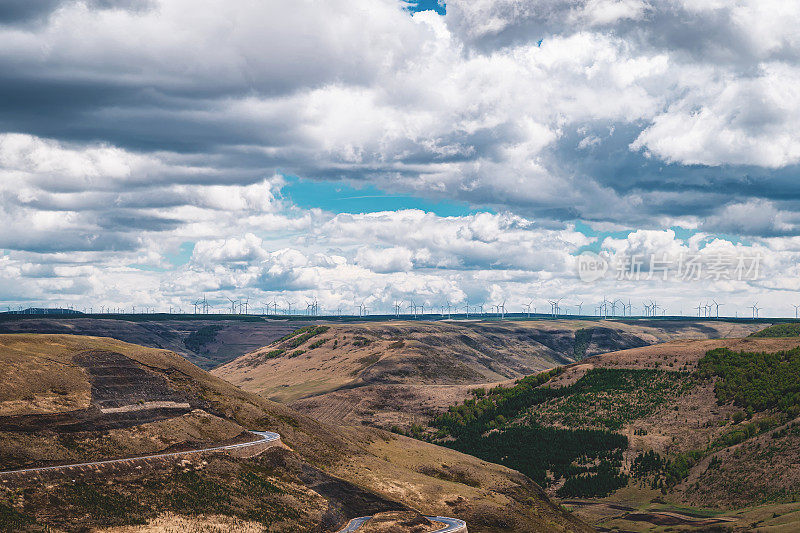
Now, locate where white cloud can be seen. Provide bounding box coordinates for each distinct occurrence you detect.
[703,199,794,237]
[3,1,800,314]
[632,64,800,167]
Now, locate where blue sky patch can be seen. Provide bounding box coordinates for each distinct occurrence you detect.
[165,241,195,267]
[282,175,487,217]
[404,0,445,15]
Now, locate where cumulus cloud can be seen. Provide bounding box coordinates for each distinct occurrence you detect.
[2,0,800,226]
[3,0,800,314]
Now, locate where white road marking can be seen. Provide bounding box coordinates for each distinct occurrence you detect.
[336,515,467,532]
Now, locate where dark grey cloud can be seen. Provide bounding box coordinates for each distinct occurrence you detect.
[0,230,140,254]
[0,0,153,26]
[0,0,61,24]
[94,210,182,232]
[0,0,799,257]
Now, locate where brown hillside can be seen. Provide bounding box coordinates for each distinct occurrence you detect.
[213,319,763,430]
[0,317,302,369]
[524,336,800,531]
[0,334,589,533]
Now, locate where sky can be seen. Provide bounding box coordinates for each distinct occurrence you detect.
[2,0,800,317]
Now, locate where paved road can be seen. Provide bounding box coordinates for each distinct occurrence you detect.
[337,515,467,532]
[1,433,468,532]
[0,430,280,476]
[337,516,374,532]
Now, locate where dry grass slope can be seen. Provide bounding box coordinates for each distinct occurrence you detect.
[213,319,764,430]
[0,334,589,533]
[533,336,800,531]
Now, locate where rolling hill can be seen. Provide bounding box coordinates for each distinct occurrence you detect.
[213,319,764,430]
[0,316,301,369]
[0,333,589,533]
[423,334,800,531]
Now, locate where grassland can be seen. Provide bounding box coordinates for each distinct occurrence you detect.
[418,335,800,531]
[215,319,763,427]
[0,334,590,533]
[0,317,301,369]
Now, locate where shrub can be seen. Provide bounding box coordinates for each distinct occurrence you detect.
[308,338,328,350]
[698,347,800,416]
[750,323,800,338]
[184,325,224,353]
[352,336,372,347]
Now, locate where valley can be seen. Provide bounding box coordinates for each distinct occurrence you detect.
[0,316,792,532]
[214,319,763,431]
[421,333,800,531]
[0,315,301,370]
[0,333,588,532]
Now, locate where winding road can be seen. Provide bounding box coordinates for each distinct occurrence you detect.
[337,515,467,532]
[1,432,467,532]
[0,430,281,477]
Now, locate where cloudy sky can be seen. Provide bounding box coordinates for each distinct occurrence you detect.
[2,0,800,317]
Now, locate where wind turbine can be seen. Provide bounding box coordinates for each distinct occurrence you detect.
[750,302,761,319]
[599,297,611,318]
[650,301,660,317]
[523,301,534,317]
[793,304,800,319]
[712,299,723,318]
[548,298,562,318]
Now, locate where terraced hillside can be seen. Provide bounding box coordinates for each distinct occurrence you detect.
[0,334,589,533]
[214,319,763,430]
[423,334,800,531]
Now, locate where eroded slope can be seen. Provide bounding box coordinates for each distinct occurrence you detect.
[214,319,764,430]
[0,334,589,533]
